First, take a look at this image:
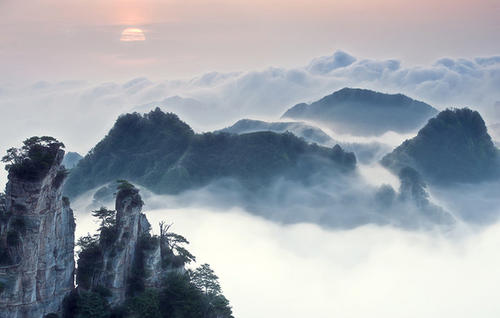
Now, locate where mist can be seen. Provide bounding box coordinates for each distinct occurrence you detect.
[1,51,500,162]
[71,190,500,318]
[2,1,500,316]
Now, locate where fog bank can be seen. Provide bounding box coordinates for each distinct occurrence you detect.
[73,201,500,318]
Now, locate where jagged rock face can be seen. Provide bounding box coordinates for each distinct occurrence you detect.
[82,187,180,306]
[91,187,150,305]
[0,150,75,318]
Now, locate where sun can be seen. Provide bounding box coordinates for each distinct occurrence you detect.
[120,28,146,42]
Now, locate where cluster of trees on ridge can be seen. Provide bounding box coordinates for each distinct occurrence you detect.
[63,108,356,198]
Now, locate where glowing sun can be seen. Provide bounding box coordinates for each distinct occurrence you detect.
[120,28,146,42]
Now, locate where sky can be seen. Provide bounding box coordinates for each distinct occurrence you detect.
[1,0,500,81]
[2,1,500,317]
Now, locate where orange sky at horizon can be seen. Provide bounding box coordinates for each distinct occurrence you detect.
[1,0,499,80]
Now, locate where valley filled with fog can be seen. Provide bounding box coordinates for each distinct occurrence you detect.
[2,51,500,318]
[70,189,500,318]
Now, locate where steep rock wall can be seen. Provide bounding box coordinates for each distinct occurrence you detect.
[0,150,75,318]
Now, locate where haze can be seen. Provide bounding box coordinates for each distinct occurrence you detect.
[1,0,499,81]
[1,1,500,317]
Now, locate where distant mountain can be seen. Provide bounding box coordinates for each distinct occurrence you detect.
[62,151,82,169]
[218,118,391,164]
[64,108,356,198]
[381,108,499,184]
[281,88,438,136]
[218,119,334,145]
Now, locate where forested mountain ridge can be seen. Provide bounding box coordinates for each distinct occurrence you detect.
[382,108,500,184]
[218,118,391,164]
[281,87,438,135]
[64,108,356,198]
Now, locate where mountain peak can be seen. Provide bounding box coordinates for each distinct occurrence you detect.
[64,109,356,198]
[382,108,499,184]
[281,88,437,136]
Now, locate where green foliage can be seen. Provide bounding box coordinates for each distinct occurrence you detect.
[62,288,113,318]
[64,109,194,197]
[76,234,103,290]
[92,207,117,246]
[2,136,65,181]
[62,290,81,318]
[75,290,111,318]
[159,273,206,318]
[159,222,196,268]
[209,294,233,318]
[70,186,232,318]
[165,233,194,264]
[126,290,161,318]
[64,108,356,198]
[159,272,233,318]
[382,108,499,183]
[93,285,113,298]
[116,180,135,192]
[191,264,221,296]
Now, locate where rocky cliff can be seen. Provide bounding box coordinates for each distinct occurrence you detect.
[76,184,176,306]
[88,186,149,305]
[0,149,75,318]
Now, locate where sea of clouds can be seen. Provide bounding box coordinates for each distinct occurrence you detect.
[2,50,500,317]
[1,50,500,158]
[71,188,500,318]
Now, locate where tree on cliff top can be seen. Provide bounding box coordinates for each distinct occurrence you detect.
[2,136,65,181]
[191,264,221,296]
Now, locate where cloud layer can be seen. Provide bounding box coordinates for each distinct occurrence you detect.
[72,198,500,318]
[1,51,500,186]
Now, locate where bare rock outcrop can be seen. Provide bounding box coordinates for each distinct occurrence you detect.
[0,150,75,318]
[90,186,150,305]
[77,184,177,306]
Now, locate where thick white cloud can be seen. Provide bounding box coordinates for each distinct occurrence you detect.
[306,50,357,74]
[1,51,500,186]
[71,195,500,318]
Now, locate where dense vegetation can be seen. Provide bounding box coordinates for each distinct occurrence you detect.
[281,87,438,135]
[2,136,65,181]
[67,182,233,318]
[219,118,392,164]
[64,108,356,198]
[0,138,68,268]
[382,108,500,183]
[69,238,233,318]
